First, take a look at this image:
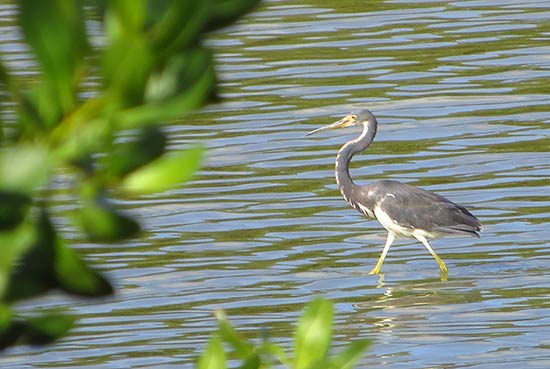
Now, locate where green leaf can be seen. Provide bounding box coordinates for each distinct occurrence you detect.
[0,222,36,299]
[102,10,153,107]
[215,309,255,358]
[116,50,216,129]
[3,212,56,301]
[198,335,227,369]
[19,0,88,120]
[5,210,113,302]
[79,196,140,242]
[54,235,113,297]
[294,297,334,369]
[109,0,146,33]
[0,311,75,348]
[0,145,50,194]
[0,57,11,88]
[52,113,112,163]
[102,36,153,107]
[328,340,372,369]
[260,341,291,368]
[23,313,75,345]
[240,355,261,369]
[78,179,140,241]
[0,304,11,331]
[149,1,208,58]
[0,304,19,349]
[102,126,166,178]
[204,0,260,32]
[145,52,209,103]
[122,144,203,195]
[0,191,31,231]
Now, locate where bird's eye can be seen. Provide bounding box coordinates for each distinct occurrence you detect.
[351,115,357,120]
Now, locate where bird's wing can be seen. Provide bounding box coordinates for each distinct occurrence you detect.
[371,181,482,237]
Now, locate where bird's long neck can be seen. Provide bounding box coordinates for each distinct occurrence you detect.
[335,120,377,202]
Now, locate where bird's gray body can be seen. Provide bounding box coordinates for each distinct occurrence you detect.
[309,109,482,275]
[349,179,481,239]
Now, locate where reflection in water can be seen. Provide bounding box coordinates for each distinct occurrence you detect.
[2,0,550,368]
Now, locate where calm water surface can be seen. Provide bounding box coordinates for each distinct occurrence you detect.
[2,0,550,368]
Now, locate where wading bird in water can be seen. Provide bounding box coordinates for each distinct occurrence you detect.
[307,110,482,277]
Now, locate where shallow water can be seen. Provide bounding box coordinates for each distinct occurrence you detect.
[2,1,550,368]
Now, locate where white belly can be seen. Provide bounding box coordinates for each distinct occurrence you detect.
[373,205,443,239]
[374,206,413,237]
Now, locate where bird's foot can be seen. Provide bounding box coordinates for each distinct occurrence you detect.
[439,267,448,282]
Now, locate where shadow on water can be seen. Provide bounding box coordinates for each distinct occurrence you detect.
[2,0,550,368]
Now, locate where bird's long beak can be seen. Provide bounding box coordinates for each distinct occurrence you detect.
[306,114,356,136]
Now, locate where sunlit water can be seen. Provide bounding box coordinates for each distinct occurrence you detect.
[2,1,550,368]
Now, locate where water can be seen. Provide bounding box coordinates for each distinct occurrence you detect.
[2,0,550,368]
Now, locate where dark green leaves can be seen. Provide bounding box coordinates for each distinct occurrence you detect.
[1,0,260,351]
[0,222,36,299]
[116,49,217,129]
[149,2,208,57]
[53,234,113,295]
[19,1,88,84]
[4,211,113,302]
[1,211,110,349]
[102,126,167,178]
[20,313,76,345]
[0,311,75,349]
[0,191,31,231]
[205,0,260,31]
[102,20,152,107]
[79,200,141,242]
[78,184,140,241]
[19,0,88,125]
[102,1,219,112]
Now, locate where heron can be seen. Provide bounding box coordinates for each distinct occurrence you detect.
[307,110,482,276]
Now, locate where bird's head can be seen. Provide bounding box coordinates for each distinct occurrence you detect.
[307,109,377,136]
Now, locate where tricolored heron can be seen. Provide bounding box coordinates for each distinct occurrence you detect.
[307,110,482,276]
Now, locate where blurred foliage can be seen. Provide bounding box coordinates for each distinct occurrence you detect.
[198,297,371,369]
[0,0,259,348]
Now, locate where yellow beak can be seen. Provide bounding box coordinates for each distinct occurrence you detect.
[306,115,356,136]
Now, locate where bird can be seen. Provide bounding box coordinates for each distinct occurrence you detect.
[307,109,482,276]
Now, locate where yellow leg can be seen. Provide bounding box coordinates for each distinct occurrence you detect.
[369,232,395,275]
[414,234,448,276]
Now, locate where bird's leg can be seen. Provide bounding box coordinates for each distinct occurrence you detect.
[414,234,448,275]
[369,232,395,275]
